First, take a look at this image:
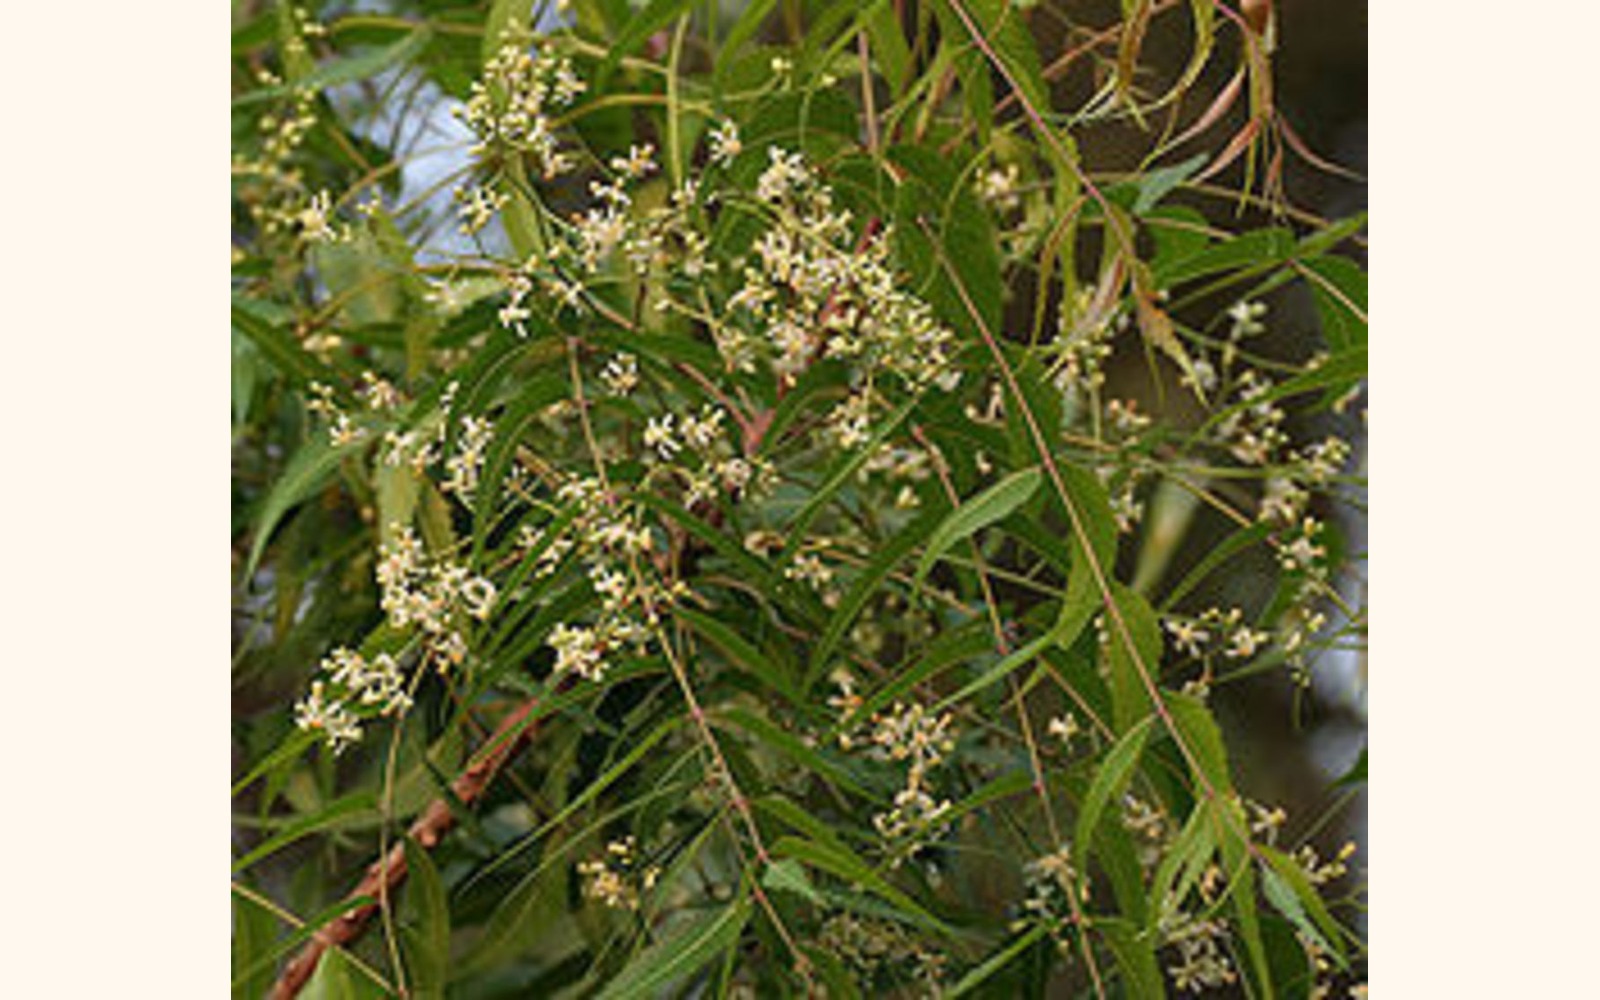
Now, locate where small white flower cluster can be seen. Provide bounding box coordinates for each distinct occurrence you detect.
[1215,369,1290,466]
[599,352,638,396]
[454,183,509,237]
[1295,840,1358,886]
[1017,843,1090,945]
[538,476,685,684]
[293,647,412,753]
[1120,794,1169,870]
[1227,299,1268,340]
[577,836,660,911]
[1162,910,1239,993]
[635,393,776,509]
[376,525,497,671]
[1246,799,1289,844]
[456,36,585,178]
[443,416,495,504]
[1047,712,1080,751]
[866,702,957,860]
[1052,290,1118,398]
[294,682,362,754]
[975,163,1022,213]
[817,912,948,991]
[1163,607,1269,663]
[860,442,935,510]
[1275,516,1328,575]
[718,146,961,396]
[295,190,351,245]
[707,118,742,167]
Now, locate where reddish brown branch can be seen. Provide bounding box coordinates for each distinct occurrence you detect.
[269,696,544,1000]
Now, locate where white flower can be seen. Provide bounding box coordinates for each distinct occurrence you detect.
[679,405,725,450]
[643,415,680,459]
[610,143,657,180]
[460,576,497,621]
[708,119,742,166]
[757,146,810,203]
[550,622,606,681]
[601,353,639,395]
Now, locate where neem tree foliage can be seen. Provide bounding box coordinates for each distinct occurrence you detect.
[232,0,1367,995]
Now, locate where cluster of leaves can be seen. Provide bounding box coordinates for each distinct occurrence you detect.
[232,0,1367,996]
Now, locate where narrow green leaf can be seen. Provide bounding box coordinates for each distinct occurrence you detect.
[1134,153,1208,214]
[771,836,946,933]
[402,838,451,996]
[232,28,432,106]
[1302,254,1368,352]
[246,435,361,579]
[809,508,941,688]
[1259,846,1349,968]
[914,467,1041,590]
[1105,584,1163,733]
[762,858,824,906]
[716,708,874,800]
[1097,916,1166,998]
[594,899,751,1000]
[231,301,346,393]
[1074,716,1155,872]
[597,0,697,85]
[232,793,378,873]
[945,924,1049,998]
[1167,691,1232,794]
[1154,226,1296,287]
[676,607,798,703]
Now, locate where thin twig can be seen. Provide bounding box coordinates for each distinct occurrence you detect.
[269,696,544,999]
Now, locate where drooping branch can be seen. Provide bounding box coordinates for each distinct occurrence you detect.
[269,695,544,1000]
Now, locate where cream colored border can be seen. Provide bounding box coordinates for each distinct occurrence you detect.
[1375,1,1600,995]
[0,0,224,992]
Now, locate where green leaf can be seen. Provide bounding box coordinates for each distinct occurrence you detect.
[762,858,824,906]
[301,946,357,1000]
[1167,691,1232,794]
[1259,846,1349,969]
[1150,801,1217,922]
[232,28,433,106]
[676,607,798,704]
[597,0,697,86]
[891,144,1002,342]
[1074,716,1155,872]
[945,924,1049,998]
[1154,226,1296,287]
[1159,522,1273,612]
[1134,153,1208,214]
[246,435,361,579]
[934,628,1053,712]
[402,838,451,996]
[1105,584,1163,733]
[712,0,779,92]
[1334,747,1367,788]
[865,2,914,96]
[914,467,1041,590]
[716,707,874,800]
[1302,254,1368,352]
[231,300,346,393]
[771,836,946,933]
[1097,916,1166,998]
[593,899,751,1000]
[842,623,992,732]
[809,507,942,688]
[231,793,378,873]
[779,393,920,565]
